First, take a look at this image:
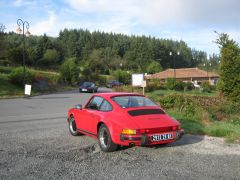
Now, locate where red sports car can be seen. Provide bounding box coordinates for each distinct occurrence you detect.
[67,92,184,152]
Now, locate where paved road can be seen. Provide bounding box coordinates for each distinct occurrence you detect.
[0,88,240,180]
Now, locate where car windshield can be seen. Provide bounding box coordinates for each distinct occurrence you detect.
[112,95,157,108]
[82,82,93,87]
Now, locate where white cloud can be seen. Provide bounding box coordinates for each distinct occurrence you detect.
[64,0,240,28]
[4,0,239,54]
[30,11,57,36]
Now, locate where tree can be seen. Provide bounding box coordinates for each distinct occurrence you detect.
[215,33,240,102]
[111,70,131,84]
[0,23,7,61]
[60,58,79,85]
[38,49,60,67]
[146,61,162,74]
[26,47,38,66]
[7,47,23,65]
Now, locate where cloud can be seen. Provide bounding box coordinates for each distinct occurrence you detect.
[30,11,57,36]
[64,0,240,29]
[3,0,239,54]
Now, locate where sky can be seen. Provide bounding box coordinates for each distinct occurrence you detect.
[1,0,240,55]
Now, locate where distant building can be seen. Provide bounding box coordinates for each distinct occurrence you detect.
[147,68,219,85]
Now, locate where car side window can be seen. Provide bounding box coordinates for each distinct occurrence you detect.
[87,96,104,110]
[99,100,113,112]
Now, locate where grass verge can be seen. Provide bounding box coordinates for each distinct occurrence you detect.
[0,73,23,97]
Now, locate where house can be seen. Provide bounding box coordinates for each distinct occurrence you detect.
[147,68,219,85]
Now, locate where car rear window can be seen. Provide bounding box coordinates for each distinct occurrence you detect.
[112,95,157,108]
[128,109,165,116]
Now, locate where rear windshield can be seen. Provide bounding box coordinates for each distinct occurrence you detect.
[82,82,94,87]
[112,95,157,108]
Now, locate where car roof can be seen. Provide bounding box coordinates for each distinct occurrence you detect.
[94,92,144,98]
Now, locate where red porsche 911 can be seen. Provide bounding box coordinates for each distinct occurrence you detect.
[67,92,184,152]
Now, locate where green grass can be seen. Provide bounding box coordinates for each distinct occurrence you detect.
[151,89,217,97]
[167,109,205,135]
[167,108,240,143]
[0,66,66,98]
[0,73,23,97]
[204,122,240,143]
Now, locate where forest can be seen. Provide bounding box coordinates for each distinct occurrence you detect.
[0,27,220,75]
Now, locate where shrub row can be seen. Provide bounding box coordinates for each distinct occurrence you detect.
[8,67,60,87]
[152,93,240,125]
[146,78,195,92]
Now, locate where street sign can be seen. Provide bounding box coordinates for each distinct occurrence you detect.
[132,74,144,87]
[24,84,31,96]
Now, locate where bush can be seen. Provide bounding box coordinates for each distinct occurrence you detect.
[165,78,185,91]
[202,81,212,93]
[146,79,165,92]
[183,82,194,91]
[159,94,197,118]
[209,100,240,122]
[0,66,12,74]
[35,72,60,86]
[111,70,131,84]
[9,67,36,86]
[60,58,79,85]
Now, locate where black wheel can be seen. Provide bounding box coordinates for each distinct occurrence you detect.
[98,124,117,152]
[68,116,81,136]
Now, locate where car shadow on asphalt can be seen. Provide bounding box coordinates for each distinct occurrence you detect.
[152,134,204,149]
[117,134,204,151]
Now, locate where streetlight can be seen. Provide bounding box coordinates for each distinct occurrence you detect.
[169,51,180,78]
[16,19,31,86]
[203,62,211,79]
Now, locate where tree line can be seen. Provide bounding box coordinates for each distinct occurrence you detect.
[0,27,214,74]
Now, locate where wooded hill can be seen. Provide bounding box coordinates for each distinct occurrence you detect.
[1,28,210,74]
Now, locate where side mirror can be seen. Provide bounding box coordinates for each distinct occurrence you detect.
[75,104,82,110]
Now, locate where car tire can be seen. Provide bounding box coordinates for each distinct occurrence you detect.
[68,116,81,136]
[98,124,118,152]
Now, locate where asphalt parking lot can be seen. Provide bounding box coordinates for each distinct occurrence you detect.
[0,88,240,180]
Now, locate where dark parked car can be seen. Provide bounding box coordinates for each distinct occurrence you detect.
[79,82,98,93]
[107,80,123,88]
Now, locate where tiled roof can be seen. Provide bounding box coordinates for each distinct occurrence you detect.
[148,68,219,79]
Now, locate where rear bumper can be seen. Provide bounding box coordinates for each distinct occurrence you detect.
[79,88,92,92]
[120,129,184,146]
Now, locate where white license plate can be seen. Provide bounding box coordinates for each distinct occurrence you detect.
[82,89,87,91]
[152,133,173,141]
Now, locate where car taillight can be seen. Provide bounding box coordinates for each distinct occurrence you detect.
[121,129,136,135]
[172,126,178,131]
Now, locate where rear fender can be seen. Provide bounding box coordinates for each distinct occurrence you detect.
[97,121,121,144]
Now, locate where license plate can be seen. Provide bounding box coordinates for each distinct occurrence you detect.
[152,133,173,141]
[82,89,87,91]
